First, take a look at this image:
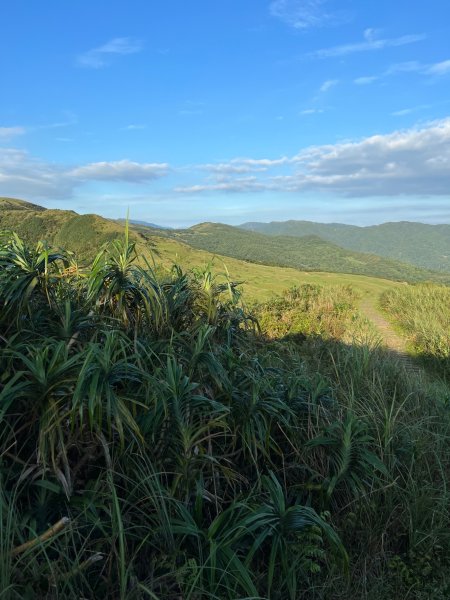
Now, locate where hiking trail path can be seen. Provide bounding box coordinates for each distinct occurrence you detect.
[359,295,421,374]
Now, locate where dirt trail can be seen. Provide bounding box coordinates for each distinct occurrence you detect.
[359,296,420,373]
[360,297,407,352]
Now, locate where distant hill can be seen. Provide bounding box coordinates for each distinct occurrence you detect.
[169,222,450,284]
[240,220,450,273]
[0,196,47,212]
[117,218,170,229]
[1,199,449,285]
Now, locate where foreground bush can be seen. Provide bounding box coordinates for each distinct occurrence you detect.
[0,232,449,599]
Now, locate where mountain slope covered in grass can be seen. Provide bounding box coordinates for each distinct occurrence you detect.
[171,222,450,284]
[0,198,399,301]
[240,220,450,273]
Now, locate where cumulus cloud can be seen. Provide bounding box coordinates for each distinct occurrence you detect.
[77,37,143,68]
[309,28,425,59]
[175,119,450,198]
[0,126,26,140]
[0,148,72,199]
[0,150,169,200]
[288,118,450,195]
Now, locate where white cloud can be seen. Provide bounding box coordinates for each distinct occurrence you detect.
[0,126,26,140]
[391,108,415,117]
[122,124,147,131]
[309,29,426,59]
[232,157,289,168]
[175,177,268,194]
[77,37,143,68]
[355,58,450,86]
[289,118,450,195]
[391,105,430,117]
[68,160,169,182]
[0,148,72,198]
[269,0,349,30]
[198,157,289,176]
[354,76,378,85]
[319,79,338,92]
[426,59,450,76]
[300,108,325,115]
[270,0,329,29]
[201,163,265,175]
[0,150,169,200]
[175,119,450,198]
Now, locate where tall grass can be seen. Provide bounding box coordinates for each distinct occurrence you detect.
[0,232,449,598]
[380,284,450,378]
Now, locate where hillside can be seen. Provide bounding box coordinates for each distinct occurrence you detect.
[0,199,402,301]
[0,198,162,265]
[240,220,450,273]
[2,199,449,287]
[170,222,450,284]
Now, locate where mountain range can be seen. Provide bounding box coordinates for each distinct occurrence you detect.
[240,220,450,273]
[1,198,449,286]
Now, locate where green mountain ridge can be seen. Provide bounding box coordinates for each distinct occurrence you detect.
[165,221,450,284]
[240,219,450,273]
[1,199,449,285]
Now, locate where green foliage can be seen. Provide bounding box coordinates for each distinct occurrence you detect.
[253,283,358,340]
[0,232,449,599]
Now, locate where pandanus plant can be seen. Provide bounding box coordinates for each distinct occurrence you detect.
[0,233,73,327]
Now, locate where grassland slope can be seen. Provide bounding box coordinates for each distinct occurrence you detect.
[171,222,450,284]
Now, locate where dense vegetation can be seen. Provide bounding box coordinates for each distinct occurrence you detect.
[1,230,449,599]
[240,220,450,274]
[172,222,450,284]
[381,284,450,378]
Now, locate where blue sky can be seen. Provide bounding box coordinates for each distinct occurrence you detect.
[1,0,450,226]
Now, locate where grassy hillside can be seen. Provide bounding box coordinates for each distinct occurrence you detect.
[0,198,138,262]
[2,199,447,300]
[240,219,450,273]
[151,235,401,301]
[170,222,450,284]
[0,199,402,302]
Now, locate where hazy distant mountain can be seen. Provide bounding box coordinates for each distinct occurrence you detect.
[240,220,450,273]
[117,218,171,229]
